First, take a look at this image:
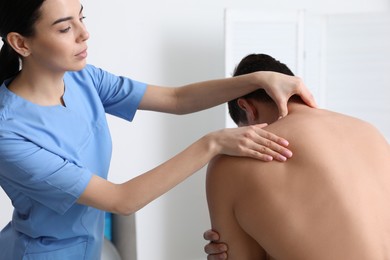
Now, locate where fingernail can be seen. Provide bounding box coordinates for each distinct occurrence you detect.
[284,150,293,158]
[278,155,287,161]
[281,139,289,146]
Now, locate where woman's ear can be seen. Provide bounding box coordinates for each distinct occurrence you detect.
[6,32,31,57]
[237,98,258,124]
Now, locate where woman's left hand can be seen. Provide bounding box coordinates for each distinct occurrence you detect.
[258,72,317,118]
[208,123,292,162]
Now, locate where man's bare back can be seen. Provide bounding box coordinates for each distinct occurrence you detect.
[206,103,390,260]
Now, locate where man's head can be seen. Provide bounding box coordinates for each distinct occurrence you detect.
[228,54,294,126]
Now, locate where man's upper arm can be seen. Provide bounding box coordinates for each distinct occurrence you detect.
[206,156,268,260]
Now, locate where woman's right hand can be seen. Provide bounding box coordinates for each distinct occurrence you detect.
[257,71,317,118]
[207,123,292,162]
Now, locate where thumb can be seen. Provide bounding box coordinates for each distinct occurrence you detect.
[300,89,318,108]
[255,123,268,128]
[277,101,288,119]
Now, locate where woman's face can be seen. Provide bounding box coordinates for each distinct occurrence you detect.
[25,0,89,73]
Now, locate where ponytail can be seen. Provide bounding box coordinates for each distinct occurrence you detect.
[0,38,20,84]
[0,0,46,84]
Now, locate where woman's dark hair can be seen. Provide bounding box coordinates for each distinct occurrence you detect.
[0,0,45,84]
[228,54,294,125]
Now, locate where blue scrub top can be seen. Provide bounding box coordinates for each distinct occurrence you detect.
[0,65,147,259]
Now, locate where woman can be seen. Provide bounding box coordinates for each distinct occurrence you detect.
[0,0,316,258]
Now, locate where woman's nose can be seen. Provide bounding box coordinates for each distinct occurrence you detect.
[77,23,89,42]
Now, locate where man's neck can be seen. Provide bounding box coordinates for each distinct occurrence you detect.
[287,98,311,114]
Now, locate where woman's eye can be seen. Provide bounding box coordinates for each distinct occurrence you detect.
[60,26,71,33]
[80,16,86,22]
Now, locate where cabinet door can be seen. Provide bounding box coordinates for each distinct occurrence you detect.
[325,13,390,141]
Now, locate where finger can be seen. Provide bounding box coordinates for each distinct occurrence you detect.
[299,85,318,108]
[240,144,288,162]
[207,252,228,260]
[248,126,293,161]
[203,229,219,241]
[264,89,289,118]
[252,124,289,147]
[258,137,293,159]
[292,78,318,108]
[204,243,228,255]
[277,101,289,118]
[252,144,290,162]
[255,123,269,129]
[241,148,273,161]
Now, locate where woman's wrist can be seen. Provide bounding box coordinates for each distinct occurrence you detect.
[202,131,223,158]
[251,71,272,91]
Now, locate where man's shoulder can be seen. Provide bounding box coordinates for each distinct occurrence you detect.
[208,154,265,171]
[207,154,275,185]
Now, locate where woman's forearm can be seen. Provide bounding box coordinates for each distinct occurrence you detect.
[78,134,219,215]
[173,72,266,114]
[139,72,269,115]
[116,134,218,215]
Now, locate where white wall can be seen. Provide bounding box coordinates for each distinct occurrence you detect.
[1,0,389,259]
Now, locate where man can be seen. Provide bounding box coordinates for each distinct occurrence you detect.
[205,54,390,260]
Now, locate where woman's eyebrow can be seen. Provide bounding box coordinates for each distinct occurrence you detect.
[51,5,84,26]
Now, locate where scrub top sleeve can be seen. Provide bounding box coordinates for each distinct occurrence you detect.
[86,65,147,121]
[0,131,92,215]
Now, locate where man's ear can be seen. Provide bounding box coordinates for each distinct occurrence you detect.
[237,98,258,124]
[6,32,31,57]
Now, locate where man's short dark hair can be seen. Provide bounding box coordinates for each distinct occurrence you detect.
[228,54,294,125]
